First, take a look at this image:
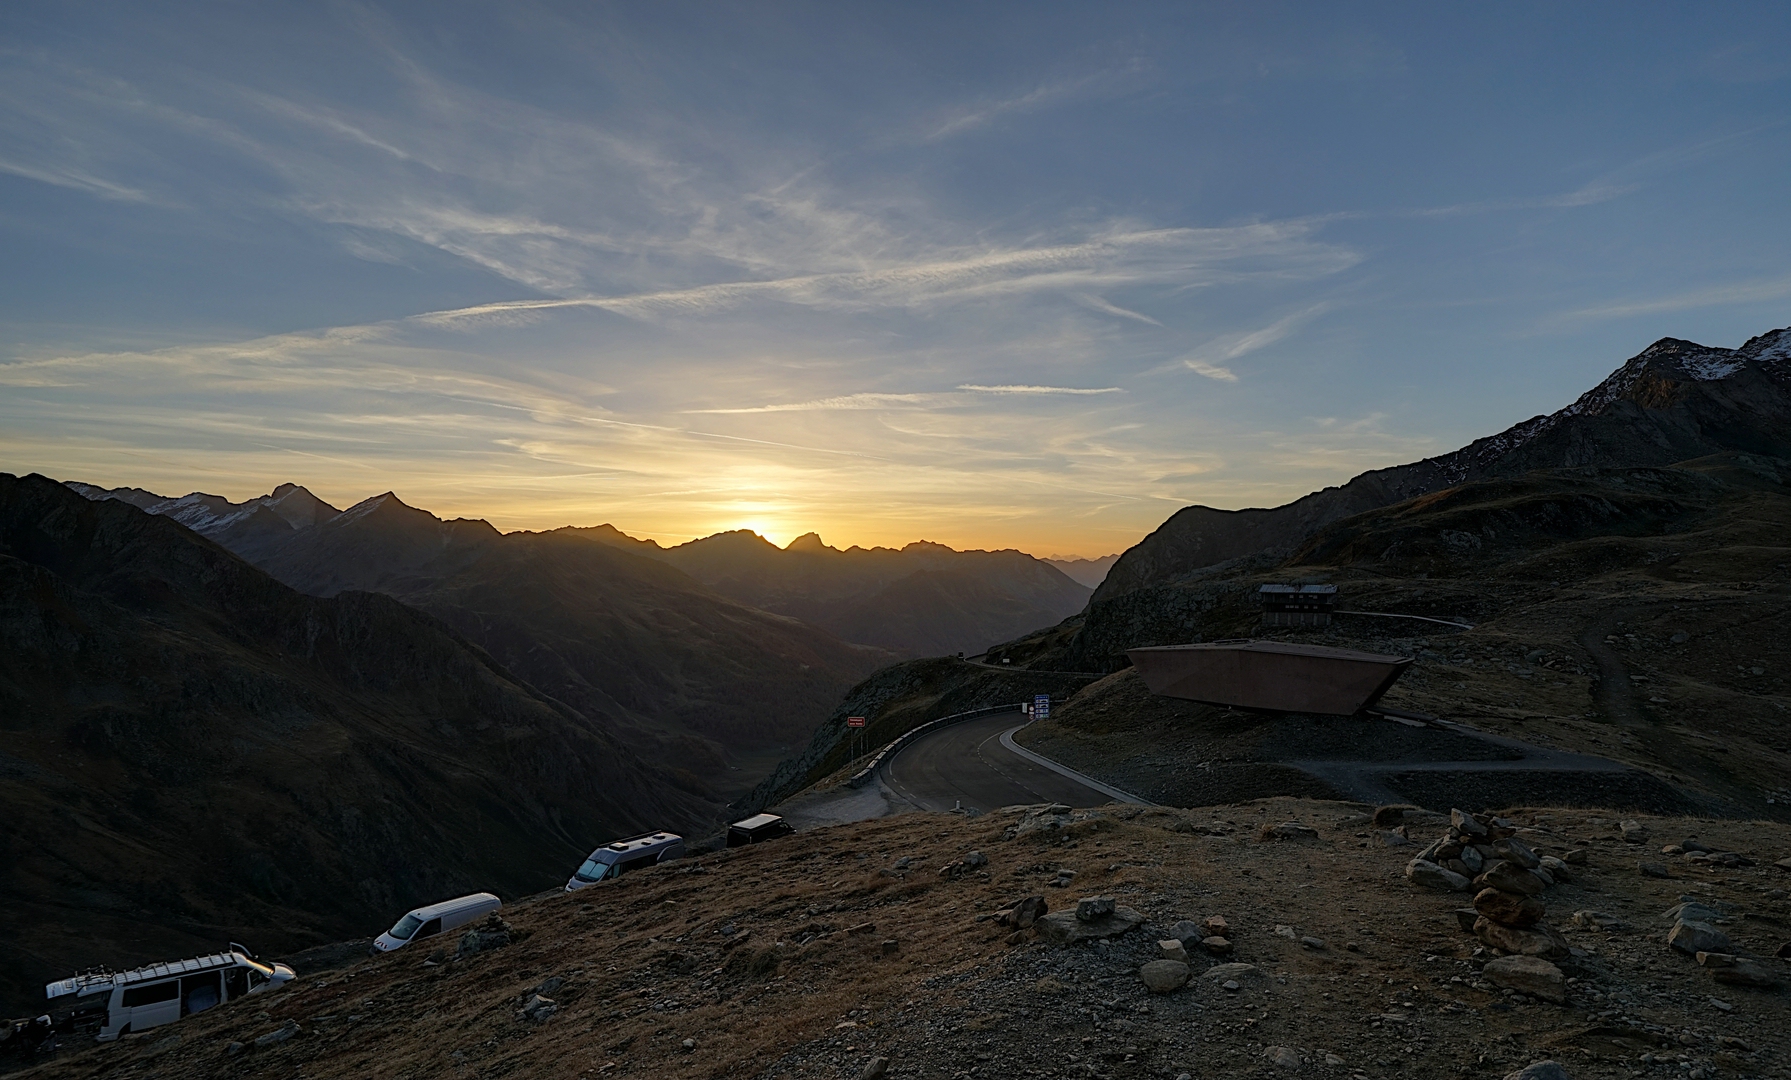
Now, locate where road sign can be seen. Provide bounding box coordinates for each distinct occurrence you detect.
[1033,694,1051,720]
[846,716,866,728]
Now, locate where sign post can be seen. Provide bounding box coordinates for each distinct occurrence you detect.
[847,716,866,761]
[1032,694,1051,721]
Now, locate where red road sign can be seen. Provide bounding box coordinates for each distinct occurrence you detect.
[846,716,866,728]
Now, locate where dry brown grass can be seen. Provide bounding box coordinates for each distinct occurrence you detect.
[23,798,1791,1080]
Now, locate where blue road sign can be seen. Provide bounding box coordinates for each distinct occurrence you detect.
[1033,694,1051,720]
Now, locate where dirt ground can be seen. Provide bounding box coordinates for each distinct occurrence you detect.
[19,798,1791,1080]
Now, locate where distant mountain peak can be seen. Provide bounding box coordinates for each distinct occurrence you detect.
[786,531,831,552]
[900,540,955,554]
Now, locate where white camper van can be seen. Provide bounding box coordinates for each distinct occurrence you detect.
[565,831,684,891]
[372,892,501,953]
[45,949,294,1042]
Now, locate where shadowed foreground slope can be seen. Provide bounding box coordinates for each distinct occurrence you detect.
[0,474,717,1014]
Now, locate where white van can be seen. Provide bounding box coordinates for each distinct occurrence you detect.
[565,831,685,891]
[372,892,501,953]
[46,949,295,1042]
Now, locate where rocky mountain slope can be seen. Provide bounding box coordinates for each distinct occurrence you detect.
[581,528,1093,658]
[24,798,1791,1079]
[0,474,720,1016]
[66,487,891,769]
[1095,328,1791,605]
[986,451,1791,821]
[1043,553,1120,589]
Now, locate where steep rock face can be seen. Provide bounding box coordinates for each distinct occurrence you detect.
[0,474,716,1012]
[1094,328,1791,604]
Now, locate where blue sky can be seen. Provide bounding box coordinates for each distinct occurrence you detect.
[2,2,1788,555]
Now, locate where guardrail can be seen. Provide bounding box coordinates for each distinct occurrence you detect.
[845,703,1027,789]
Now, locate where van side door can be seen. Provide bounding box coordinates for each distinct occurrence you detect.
[120,980,180,1032]
[181,972,222,1015]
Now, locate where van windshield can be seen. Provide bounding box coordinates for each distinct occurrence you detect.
[388,913,424,940]
[574,858,614,882]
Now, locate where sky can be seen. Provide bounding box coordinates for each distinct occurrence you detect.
[2,3,1789,557]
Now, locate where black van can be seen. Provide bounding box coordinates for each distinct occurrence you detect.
[726,813,795,847]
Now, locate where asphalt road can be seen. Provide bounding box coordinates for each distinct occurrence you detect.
[880,709,1122,813]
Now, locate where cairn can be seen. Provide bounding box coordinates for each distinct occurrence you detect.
[1404,808,1580,1003]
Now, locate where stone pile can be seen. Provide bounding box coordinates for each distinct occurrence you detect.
[1658,836,1755,869]
[1663,900,1782,990]
[1405,808,1576,998]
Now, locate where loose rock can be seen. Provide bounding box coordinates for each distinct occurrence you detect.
[1477,860,1547,896]
[1474,916,1569,959]
[1075,896,1115,922]
[1157,938,1189,964]
[1406,859,1471,891]
[1667,920,1732,956]
[1474,887,1545,927]
[1503,1061,1570,1080]
[1139,959,1190,993]
[1482,955,1566,1004]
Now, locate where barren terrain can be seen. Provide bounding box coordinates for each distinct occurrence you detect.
[24,799,1791,1080]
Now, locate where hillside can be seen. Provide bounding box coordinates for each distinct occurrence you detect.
[0,474,719,1016]
[984,452,1791,823]
[582,528,1092,658]
[68,486,891,771]
[1094,328,1791,605]
[24,799,1791,1079]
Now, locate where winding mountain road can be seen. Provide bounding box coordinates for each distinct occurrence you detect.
[879,709,1141,813]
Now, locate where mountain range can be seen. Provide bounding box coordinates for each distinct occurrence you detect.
[575,526,1092,657]
[0,474,720,1011]
[1092,327,1791,606]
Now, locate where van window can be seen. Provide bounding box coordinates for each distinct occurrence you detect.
[181,972,221,1015]
[618,853,658,875]
[574,857,614,882]
[416,917,442,939]
[389,913,425,940]
[121,982,179,1008]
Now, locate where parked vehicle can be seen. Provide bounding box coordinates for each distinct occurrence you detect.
[44,947,294,1042]
[565,831,684,891]
[726,813,795,847]
[372,892,502,953]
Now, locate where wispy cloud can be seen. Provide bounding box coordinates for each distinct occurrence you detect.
[926,67,1141,140]
[1152,303,1333,381]
[0,157,155,202]
[955,385,1122,395]
[1556,274,1791,321]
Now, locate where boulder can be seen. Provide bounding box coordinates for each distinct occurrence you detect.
[1561,848,1588,865]
[1076,896,1116,922]
[1620,820,1649,842]
[1157,939,1190,964]
[860,1057,889,1080]
[1666,920,1732,956]
[1407,859,1471,892]
[1477,861,1547,897]
[1663,901,1722,925]
[1502,1062,1569,1080]
[1263,1046,1304,1069]
[1638,861,1672,879]
[1473,916,1569,959]
[1009,895,1048,929]
[1201,936,1233,955]
[1199,962,1265,986]
[1452,809,1488,837]
[1139,960,1190,993]
[1474,887,1545,928]
[1168,920,1203,948]
[1696,952,1781,988]
[1482,955,1566,1004]
[1537,855,1574,882]
[1492,838,1541,869]
[1459,846,1485,873]
[253,1021,300,1048]
[1453,908,1481,933]
[1035,906,1145,944]
[1265,822,1320,841]
[1373,804,1419,827]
